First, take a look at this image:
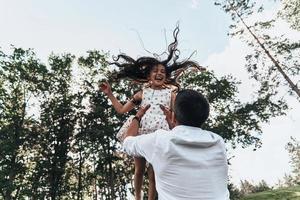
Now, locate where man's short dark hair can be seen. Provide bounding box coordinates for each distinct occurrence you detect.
[174,89,209,128]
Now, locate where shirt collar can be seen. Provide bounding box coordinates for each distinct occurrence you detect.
[172,125,203,132]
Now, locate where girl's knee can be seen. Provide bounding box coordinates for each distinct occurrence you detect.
[134,158,146,174]
[135,166,145,177]
[148,172,155,182]
[134,165,145,176]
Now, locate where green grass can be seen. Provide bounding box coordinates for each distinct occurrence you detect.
[241,186,300,200]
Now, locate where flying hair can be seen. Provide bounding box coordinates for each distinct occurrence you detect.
[108,25,205,90]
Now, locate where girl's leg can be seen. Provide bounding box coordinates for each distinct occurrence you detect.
[147,165,156,200]
[134,157,146,200]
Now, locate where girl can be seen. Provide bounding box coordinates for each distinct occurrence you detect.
[100,26,204,200]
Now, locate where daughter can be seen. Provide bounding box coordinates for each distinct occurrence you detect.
[100,26,204,200]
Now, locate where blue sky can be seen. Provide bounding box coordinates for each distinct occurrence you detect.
[1,0,299,187]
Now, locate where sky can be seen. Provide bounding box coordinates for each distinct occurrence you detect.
[0,0,299,187]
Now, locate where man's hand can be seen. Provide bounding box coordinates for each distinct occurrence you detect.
[160,104,175,129]
[136,104,151,119]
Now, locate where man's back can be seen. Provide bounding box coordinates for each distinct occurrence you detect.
[124,125,230,199]
[148,125,229,200]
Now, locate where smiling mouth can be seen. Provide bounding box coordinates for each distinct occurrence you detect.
[155,76,164,81]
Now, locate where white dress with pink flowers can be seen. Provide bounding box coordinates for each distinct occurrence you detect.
[116,87,172,142]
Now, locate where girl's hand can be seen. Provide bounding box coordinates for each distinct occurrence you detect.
[99,82,112,96]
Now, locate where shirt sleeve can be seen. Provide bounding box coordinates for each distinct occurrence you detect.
[123,131,158,162]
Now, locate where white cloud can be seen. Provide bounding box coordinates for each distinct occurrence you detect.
[190,0,201,9]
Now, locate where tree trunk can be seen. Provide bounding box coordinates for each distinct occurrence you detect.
[77,140,83,200]
[234,9,300,98]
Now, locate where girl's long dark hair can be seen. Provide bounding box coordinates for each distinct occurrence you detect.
[109,26,205,89]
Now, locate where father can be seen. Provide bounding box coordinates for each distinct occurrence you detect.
[123,89,230,200]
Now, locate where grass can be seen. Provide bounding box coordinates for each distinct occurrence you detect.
[241,185,300,200]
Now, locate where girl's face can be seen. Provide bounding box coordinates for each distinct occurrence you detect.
[149,64,166,88]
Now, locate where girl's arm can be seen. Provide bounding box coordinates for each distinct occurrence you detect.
[99,82,142,114]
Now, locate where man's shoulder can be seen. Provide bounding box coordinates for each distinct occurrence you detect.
[173,125,223,138]
[172,126,226,147]
[203,130,226,145]
[201,130,227,153]
[196,128,224,139]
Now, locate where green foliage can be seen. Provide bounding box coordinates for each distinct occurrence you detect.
[279,0,300,31]
[228,182,244,200]
[35,53,78,199]
[77,50,139,199]
[229,180,272,199]
[241,185,300,200]
[285,137,300,185]
[0,47,48,199]
[240,180,272,195]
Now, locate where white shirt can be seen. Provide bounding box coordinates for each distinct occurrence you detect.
[123,125,230,200]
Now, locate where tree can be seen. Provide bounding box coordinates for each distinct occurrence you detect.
[75,51,135,199]
[228,182,243,200]
[36,53,79,199]
[285,137,300,185]
[238,179,270,196]
[0,47,48,199]
[254,180,271,193]
[279,0,300,31]
[214,0,300,100]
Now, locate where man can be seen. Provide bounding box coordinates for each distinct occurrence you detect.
[123,89,230,200]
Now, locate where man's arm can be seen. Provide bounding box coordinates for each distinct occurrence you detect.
[123,104,150,139]
[122,105,157,161]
